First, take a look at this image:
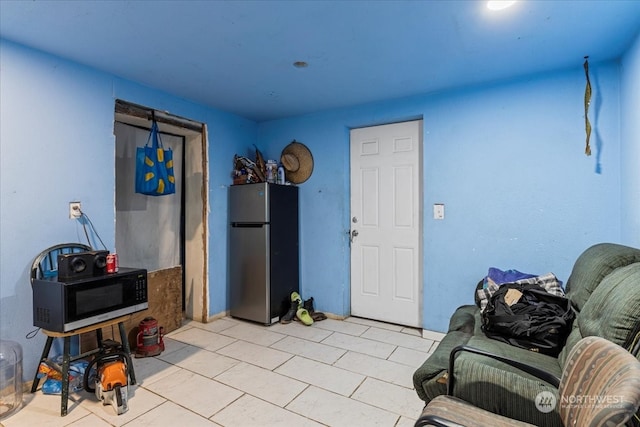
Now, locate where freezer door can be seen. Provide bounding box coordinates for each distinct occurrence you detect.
[229,183,269,223]
[229,223,270,324]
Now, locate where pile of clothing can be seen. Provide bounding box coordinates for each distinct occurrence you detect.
[475,267,565,313]
[475,267,575,356]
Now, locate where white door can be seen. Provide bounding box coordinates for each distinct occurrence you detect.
[350,120,422,327]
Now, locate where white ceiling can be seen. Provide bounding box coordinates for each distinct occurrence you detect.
[1,0,639,122]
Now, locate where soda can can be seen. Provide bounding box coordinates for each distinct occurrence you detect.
[106,254,116,273]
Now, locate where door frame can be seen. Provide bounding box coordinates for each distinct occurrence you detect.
[349,119,423,327]
[114,100,209,323]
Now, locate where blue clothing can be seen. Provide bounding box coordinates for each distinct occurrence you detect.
[486,268,536,287]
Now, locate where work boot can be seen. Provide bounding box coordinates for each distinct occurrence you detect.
[303,297,314,313]
[303,297,326,321]
[280,299,299,324]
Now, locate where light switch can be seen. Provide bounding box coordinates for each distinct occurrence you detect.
[433,203,445,220]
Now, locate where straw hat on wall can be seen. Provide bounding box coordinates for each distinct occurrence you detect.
[280,140,314,184]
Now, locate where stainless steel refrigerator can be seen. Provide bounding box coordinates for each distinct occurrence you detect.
[228,183,299,325]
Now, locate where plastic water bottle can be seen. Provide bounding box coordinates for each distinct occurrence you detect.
[0,340,23,420]
[277,164,286,184]
[266,160,277,183]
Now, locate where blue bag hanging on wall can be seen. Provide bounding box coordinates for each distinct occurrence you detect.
[135,120,176,196]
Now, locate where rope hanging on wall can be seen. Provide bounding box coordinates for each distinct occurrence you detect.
[583,56,592,156]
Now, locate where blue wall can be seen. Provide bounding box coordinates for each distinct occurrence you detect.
[0,39,257,374]
[620,31,640,248]
[1,35,635,379]
[258,62,623,332]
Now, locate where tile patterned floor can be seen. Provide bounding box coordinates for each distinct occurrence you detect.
[2,316,441,427]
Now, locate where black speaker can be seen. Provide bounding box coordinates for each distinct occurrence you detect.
[57,250,109,282]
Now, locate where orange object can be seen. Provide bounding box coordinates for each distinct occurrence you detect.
[38,362,62,380]
[99,361,127,391]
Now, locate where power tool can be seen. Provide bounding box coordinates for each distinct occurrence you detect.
[83,340,131,415]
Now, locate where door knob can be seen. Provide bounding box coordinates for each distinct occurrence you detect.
[350,229,359,243]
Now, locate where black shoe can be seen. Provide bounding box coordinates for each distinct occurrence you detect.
[303,297,314,313]
[303,297,326,321]
[281,300,299,324]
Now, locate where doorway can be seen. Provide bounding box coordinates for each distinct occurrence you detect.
[114,100,208,331]
[349,120,423,327]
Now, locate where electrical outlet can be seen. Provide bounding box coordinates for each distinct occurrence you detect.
[69,202,82,219]
[433,203,445,220]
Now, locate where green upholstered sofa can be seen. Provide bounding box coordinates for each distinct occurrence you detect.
[412,243,640,427]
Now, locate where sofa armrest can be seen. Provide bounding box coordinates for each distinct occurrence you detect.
[415,413,464,427]
[447,345,561,396]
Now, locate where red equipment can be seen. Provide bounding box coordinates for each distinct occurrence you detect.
[135,317,164,358]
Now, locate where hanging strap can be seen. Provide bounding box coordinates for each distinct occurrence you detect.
[145,120,166,150]
[583,56,592,156]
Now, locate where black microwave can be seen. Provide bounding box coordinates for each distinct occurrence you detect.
[32,267,148,332]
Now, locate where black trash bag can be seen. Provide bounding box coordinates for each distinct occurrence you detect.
[481,282,575,356]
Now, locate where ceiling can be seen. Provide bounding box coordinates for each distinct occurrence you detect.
[1,1,639,122]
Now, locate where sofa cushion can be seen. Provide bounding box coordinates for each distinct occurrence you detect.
[579,262,640,345]
[565,243,640,311]
[437,334,564,426]
[451,353,562,427]
[558,262,640,367]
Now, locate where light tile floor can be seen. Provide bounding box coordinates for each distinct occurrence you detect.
[2,316,440,427]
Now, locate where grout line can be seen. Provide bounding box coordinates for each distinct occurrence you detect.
[15,316,427,427]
